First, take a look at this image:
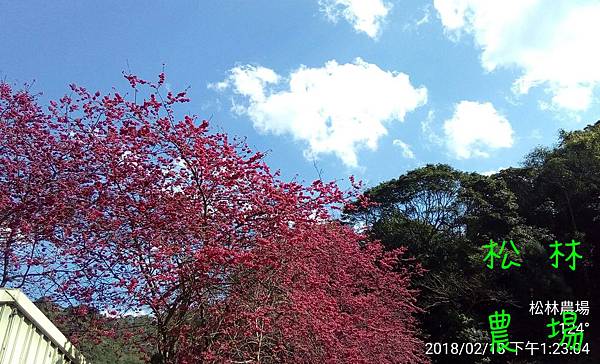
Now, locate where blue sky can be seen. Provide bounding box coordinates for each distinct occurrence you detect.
[2,0,600,188]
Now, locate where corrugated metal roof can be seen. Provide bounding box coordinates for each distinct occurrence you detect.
[0,289,88,364]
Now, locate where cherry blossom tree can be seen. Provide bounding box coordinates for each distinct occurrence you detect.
[0,75,427,363]
[0,82,89,294]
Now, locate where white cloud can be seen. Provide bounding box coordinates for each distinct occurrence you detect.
[415,6,431,27]
[392,139,415,159]
[480,167,506,176]
[212,58,427,167]
[319,0,392,38]
[443,101,514,159]
[434,0,600,111]
[403,5,432,32]
[421,109,443,145]
[208,66,280,100]
[529,128,543,140]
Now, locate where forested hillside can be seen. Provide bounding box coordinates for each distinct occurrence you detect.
[344,121,600,363]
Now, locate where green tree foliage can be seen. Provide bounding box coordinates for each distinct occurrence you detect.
[344,121,600,363]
